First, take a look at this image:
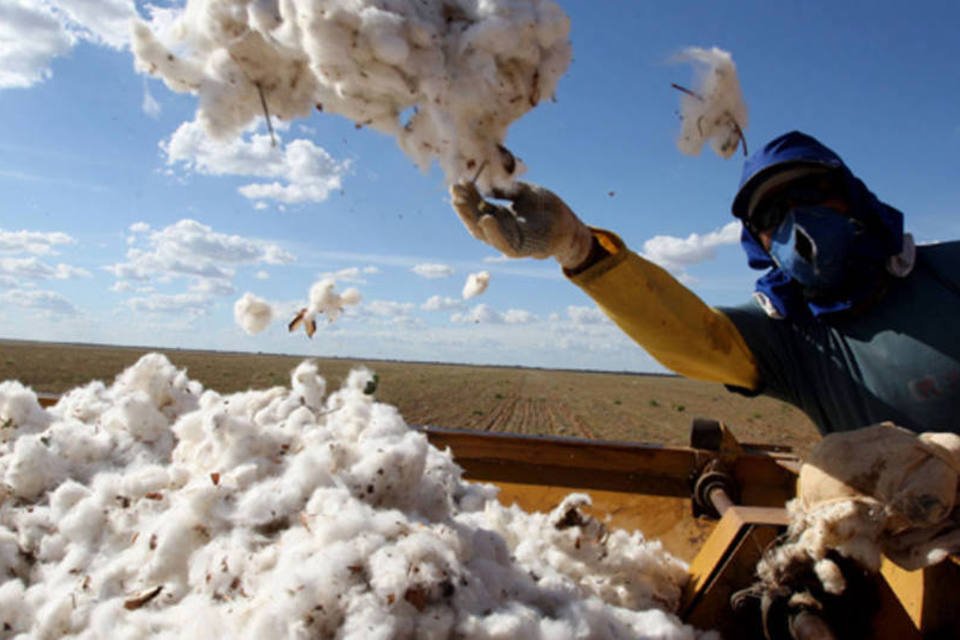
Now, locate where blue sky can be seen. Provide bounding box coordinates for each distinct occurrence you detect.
[1,1,958,373]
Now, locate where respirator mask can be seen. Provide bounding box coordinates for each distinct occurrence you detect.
[746,172,887,301]
[767,207,866,297]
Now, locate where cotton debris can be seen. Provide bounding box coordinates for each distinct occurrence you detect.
[289,277,362,338]
[233,292,274,335]
[462,270,490,299]
[0,354,711,638]
[132,0,572,191]
[673,47,748,159]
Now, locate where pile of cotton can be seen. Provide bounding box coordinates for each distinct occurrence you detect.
[133,0,572,190]
[0,354,710,638]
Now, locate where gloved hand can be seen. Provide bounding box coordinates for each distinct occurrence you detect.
[449,181,595,270]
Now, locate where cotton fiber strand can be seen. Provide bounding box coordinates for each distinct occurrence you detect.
[462,270,490,299]
[0,354,711,638]
[132,0,573,191]
[674,47,748,159]
[233,292,274,335]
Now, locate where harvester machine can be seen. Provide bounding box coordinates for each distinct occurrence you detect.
[420,418,960,639]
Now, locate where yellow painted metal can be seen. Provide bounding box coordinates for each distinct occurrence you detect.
[880,555,960,636]
[680,506,789,636]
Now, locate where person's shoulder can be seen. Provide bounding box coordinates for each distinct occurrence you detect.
[917,240,960,263]
[718,297,778,322]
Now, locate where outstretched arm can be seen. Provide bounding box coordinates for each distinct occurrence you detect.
[568,229,760,389]
[450,180,760,389]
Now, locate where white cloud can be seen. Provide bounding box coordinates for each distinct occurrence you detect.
[641,221,741,271]
[363,300,415,318]
[108,220,293,319]
[0,288,78,315]
[53,0,136,49]
[128,221,150,234]
[411,263,454,279]
[189,278,236,296]
[421,295,462,311]
[127,292,210,316]
[451,304,536,325]
[451,304,499,324]
[321,266,379,284]
[0,0,135,90]
[0,257,90,281]
[566,305,610,325]
[108,218,294,283]
[0,228,74,255]
[503,309,536,325]
[254,270,270,280]
[162,119,350,205]
[0,2,73,89]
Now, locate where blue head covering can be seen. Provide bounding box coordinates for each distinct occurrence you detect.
[732,131,904,319]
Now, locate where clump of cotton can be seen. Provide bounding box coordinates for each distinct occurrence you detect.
[132,0,572,191]
[0,380,51,437]
[289,277,362,337]
[0,354,708,638]
[673,47,748,159]
[462,270,490,299]
[233,292,274,335]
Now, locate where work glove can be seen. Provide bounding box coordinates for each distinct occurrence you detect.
[450,181,595,270]
[732,422,960,639]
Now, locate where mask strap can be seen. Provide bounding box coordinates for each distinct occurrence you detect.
[886,233,915,278]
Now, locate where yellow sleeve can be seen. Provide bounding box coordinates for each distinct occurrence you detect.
[566,229,761,390]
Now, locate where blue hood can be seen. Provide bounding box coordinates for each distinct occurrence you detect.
[732,131,905,319]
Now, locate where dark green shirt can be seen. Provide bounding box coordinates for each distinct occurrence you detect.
[721,242,960,434]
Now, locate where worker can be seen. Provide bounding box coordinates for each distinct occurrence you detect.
[451,131,960,435]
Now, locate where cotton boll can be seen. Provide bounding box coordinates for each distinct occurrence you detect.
[463,271,490,299]
[0,528,26,581]
[234,292,274,335]
[52,380,111,424]
[0,380,50,436]
[49,480,92,520]
[5,433,67,499]
[101,392,170,444]
[46,419,114,471]
[308,278,358,322]
[290,279,364,336]
[290,360,326,409]
[674,47,748,159]
[58,494,108,546]
[111,353,201,418]
[0,579,30,636]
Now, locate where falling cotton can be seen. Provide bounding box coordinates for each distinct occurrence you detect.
[133,0,573,190]
[673,47,748,159]
[0,354,709,638]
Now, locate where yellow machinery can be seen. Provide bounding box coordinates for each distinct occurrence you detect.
[421,418,960,639]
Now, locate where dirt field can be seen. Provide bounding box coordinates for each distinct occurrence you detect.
[0,339,821,456]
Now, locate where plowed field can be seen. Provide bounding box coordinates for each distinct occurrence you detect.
[0,339,821,456]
